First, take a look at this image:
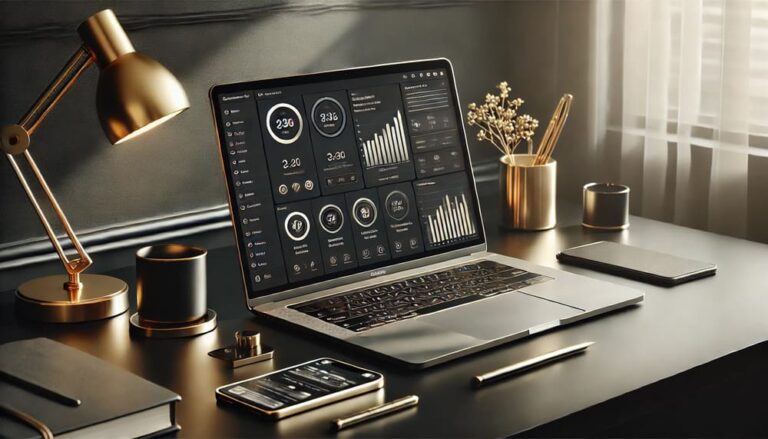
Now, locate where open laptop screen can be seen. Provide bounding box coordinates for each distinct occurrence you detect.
[210,59,485,299]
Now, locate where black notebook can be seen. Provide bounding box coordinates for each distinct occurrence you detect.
[0,338,180,438]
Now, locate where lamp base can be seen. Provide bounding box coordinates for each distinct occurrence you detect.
[16,274,129,323]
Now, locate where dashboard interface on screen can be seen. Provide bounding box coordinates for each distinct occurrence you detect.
[212,60,484,299]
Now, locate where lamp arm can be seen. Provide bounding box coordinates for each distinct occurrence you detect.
[2,46,95,299]
[21,46,94,134]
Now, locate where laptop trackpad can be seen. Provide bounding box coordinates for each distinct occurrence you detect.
[355,319,486,366]
[424,292,582,340]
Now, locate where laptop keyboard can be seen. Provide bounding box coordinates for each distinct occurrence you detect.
[289,260,551,332]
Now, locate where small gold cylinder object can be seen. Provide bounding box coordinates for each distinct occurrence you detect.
[582,183,630,230]
[235,330,261,351]
[208,330,274,368]
[500,154,556,231]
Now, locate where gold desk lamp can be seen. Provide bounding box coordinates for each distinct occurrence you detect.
[0,9,189,322]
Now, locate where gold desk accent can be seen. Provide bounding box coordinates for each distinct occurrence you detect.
[333,395,419,431]
[129,310,218,339]
[500,154,556,231]
[1,9,189,322]
[16,275,129,323]
[473,342,593,387]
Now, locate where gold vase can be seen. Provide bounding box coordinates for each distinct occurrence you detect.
[499,154,556,230]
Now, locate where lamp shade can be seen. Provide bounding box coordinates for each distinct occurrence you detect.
[96,52,189,144]
[78,9,189,144]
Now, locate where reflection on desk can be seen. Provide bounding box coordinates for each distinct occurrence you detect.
[1,185,767,437]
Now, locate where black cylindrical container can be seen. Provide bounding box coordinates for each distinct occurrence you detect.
[582,183,630,230]
[135,244,207,324]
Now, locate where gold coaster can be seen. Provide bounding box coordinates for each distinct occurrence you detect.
[129,309,217,339]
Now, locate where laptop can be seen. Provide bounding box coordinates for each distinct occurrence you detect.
[209,58,643,369]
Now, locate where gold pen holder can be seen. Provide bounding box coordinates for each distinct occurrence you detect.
[500,154,556,230]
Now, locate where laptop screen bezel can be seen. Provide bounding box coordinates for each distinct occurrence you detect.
[209,58,488,307]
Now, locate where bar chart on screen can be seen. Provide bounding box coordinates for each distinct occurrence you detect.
[360,110,410,167]
[425,193,476,244]
[414,172,479,249]
[350,85,415,186]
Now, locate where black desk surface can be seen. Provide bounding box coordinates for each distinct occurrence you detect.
[2,180,768,437]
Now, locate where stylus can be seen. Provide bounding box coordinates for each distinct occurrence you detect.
[473,341,594,387]
[0,371,81,407]
[333,395,419,431]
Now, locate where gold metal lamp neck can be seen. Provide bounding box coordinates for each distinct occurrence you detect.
[78,9,135,68]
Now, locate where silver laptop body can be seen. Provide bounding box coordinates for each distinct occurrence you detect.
[258,250,643,368]
[211,59,644,369]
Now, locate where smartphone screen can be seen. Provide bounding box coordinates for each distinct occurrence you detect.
[217,358,382,417]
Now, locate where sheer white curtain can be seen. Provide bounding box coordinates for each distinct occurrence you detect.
[592,0,768,238]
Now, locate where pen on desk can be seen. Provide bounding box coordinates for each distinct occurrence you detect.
[473,341,594,387]
[333,395,419,431]
[0,371,81,407]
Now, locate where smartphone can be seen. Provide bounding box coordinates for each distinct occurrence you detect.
[215,358,384,419]
[557,241,716,286]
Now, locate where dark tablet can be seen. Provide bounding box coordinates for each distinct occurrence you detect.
[557,241,716,286]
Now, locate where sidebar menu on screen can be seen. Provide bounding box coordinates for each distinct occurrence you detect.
[219,92,288,293]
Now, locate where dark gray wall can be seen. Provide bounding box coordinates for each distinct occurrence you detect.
[4,0,760,264]
[1,0,527,251]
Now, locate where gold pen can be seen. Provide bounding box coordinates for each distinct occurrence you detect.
[534,97,566,160]
[534,93,573,165]
[473,341,594,387]
[332,395,419,431]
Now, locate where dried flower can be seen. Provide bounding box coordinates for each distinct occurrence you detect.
[466,81,538,158]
